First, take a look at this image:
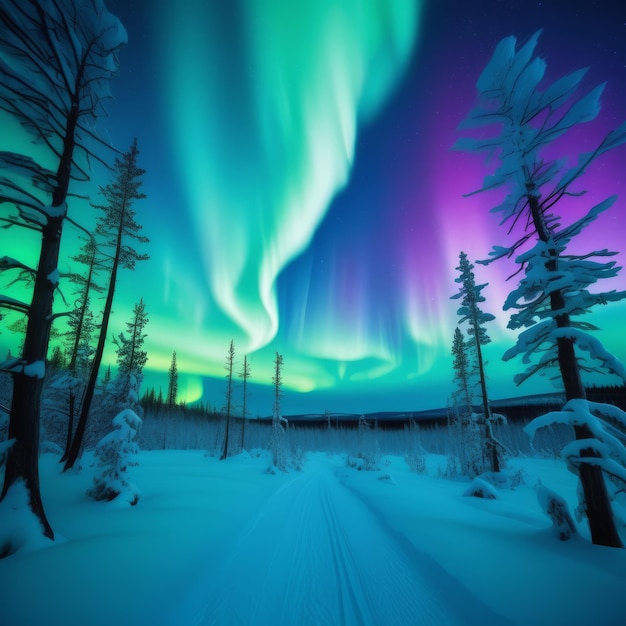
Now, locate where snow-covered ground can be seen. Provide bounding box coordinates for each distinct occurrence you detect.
[1,449,625,626]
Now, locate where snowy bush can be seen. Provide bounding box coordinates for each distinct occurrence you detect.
[535,483,577,541]
[445,415,485,478]
[463,477,498,499]
[268,414,288,472]
[405,447,426,474]
[87,409,142,506]
[348,415,380,471]
[289,442,306,472]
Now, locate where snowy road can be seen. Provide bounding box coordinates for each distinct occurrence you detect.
[176,462,508,626]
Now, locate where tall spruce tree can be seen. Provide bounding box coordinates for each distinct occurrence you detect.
[220,340,235,460]
[451,326,473,418]
[167,351,178,406]
[0,0,126,539]
[239,355,251,451]
[451,251,500,472]
[270,352,287,469]
[455,31,626,547]
[64,140,148,470]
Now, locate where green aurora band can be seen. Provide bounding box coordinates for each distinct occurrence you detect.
[158,0,421,366]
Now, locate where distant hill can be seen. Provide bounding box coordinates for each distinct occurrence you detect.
[280,386,626,429]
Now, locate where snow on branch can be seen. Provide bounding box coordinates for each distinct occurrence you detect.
[0,293,30,314]
[526,399,626,480]
[0,358,45,379]
[551,328,626,382]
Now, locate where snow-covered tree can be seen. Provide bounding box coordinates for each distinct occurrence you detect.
[454,31,626,547]
[269,351,288,470]
[65,140,148,470]
[220,340,235,460]
[0,0,126,539]
[167,351,178,406]
[447,326,485,478]
[111,298,149,414]
[87,409,141,506]
[451,251,501,472]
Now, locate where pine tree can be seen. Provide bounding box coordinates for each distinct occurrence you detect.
[455,31,626,547]
[65,238,105,376]
[451,327,472,418]
[220,340,235,460]
[112,298,149,412]
[0,0,126,539]
[451,251,500,472]
[64,140,149,470]
[270,352,287,469]
[167,351,178,406]
[239,355,251,451]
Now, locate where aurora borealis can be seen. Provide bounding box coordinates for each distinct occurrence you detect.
[2,0,626,415]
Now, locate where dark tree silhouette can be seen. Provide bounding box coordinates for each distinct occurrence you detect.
[0,0,126,540]
[220,340,235,460]
[167,351,178,406]
[64,140,148,470]
[239,355,251,451]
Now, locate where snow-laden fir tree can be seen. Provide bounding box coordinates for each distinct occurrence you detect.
[0,0,126,539]
[87,408,142,506]
[269,352,288,470]
[454,31,626,547]
[451,251,502,473]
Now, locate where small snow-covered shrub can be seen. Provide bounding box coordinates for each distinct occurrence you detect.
[87,409,142,506]
[463,477,498,499]
[348,415,380,471]
[535,483,577,541]
[289,444,306,472]
[480,468,525,490]
[405,448,426,474]
[445,416,485,478]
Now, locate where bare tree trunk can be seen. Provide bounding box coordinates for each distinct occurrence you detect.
[220,341,234,461]
[62,388,76,462]
[1,214,66,539]
[64,218,124,470]
[473,335,500,473]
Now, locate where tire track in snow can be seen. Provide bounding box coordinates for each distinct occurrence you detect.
[179,463,508,625]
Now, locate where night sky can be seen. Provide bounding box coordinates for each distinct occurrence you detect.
[2,0,625,415]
